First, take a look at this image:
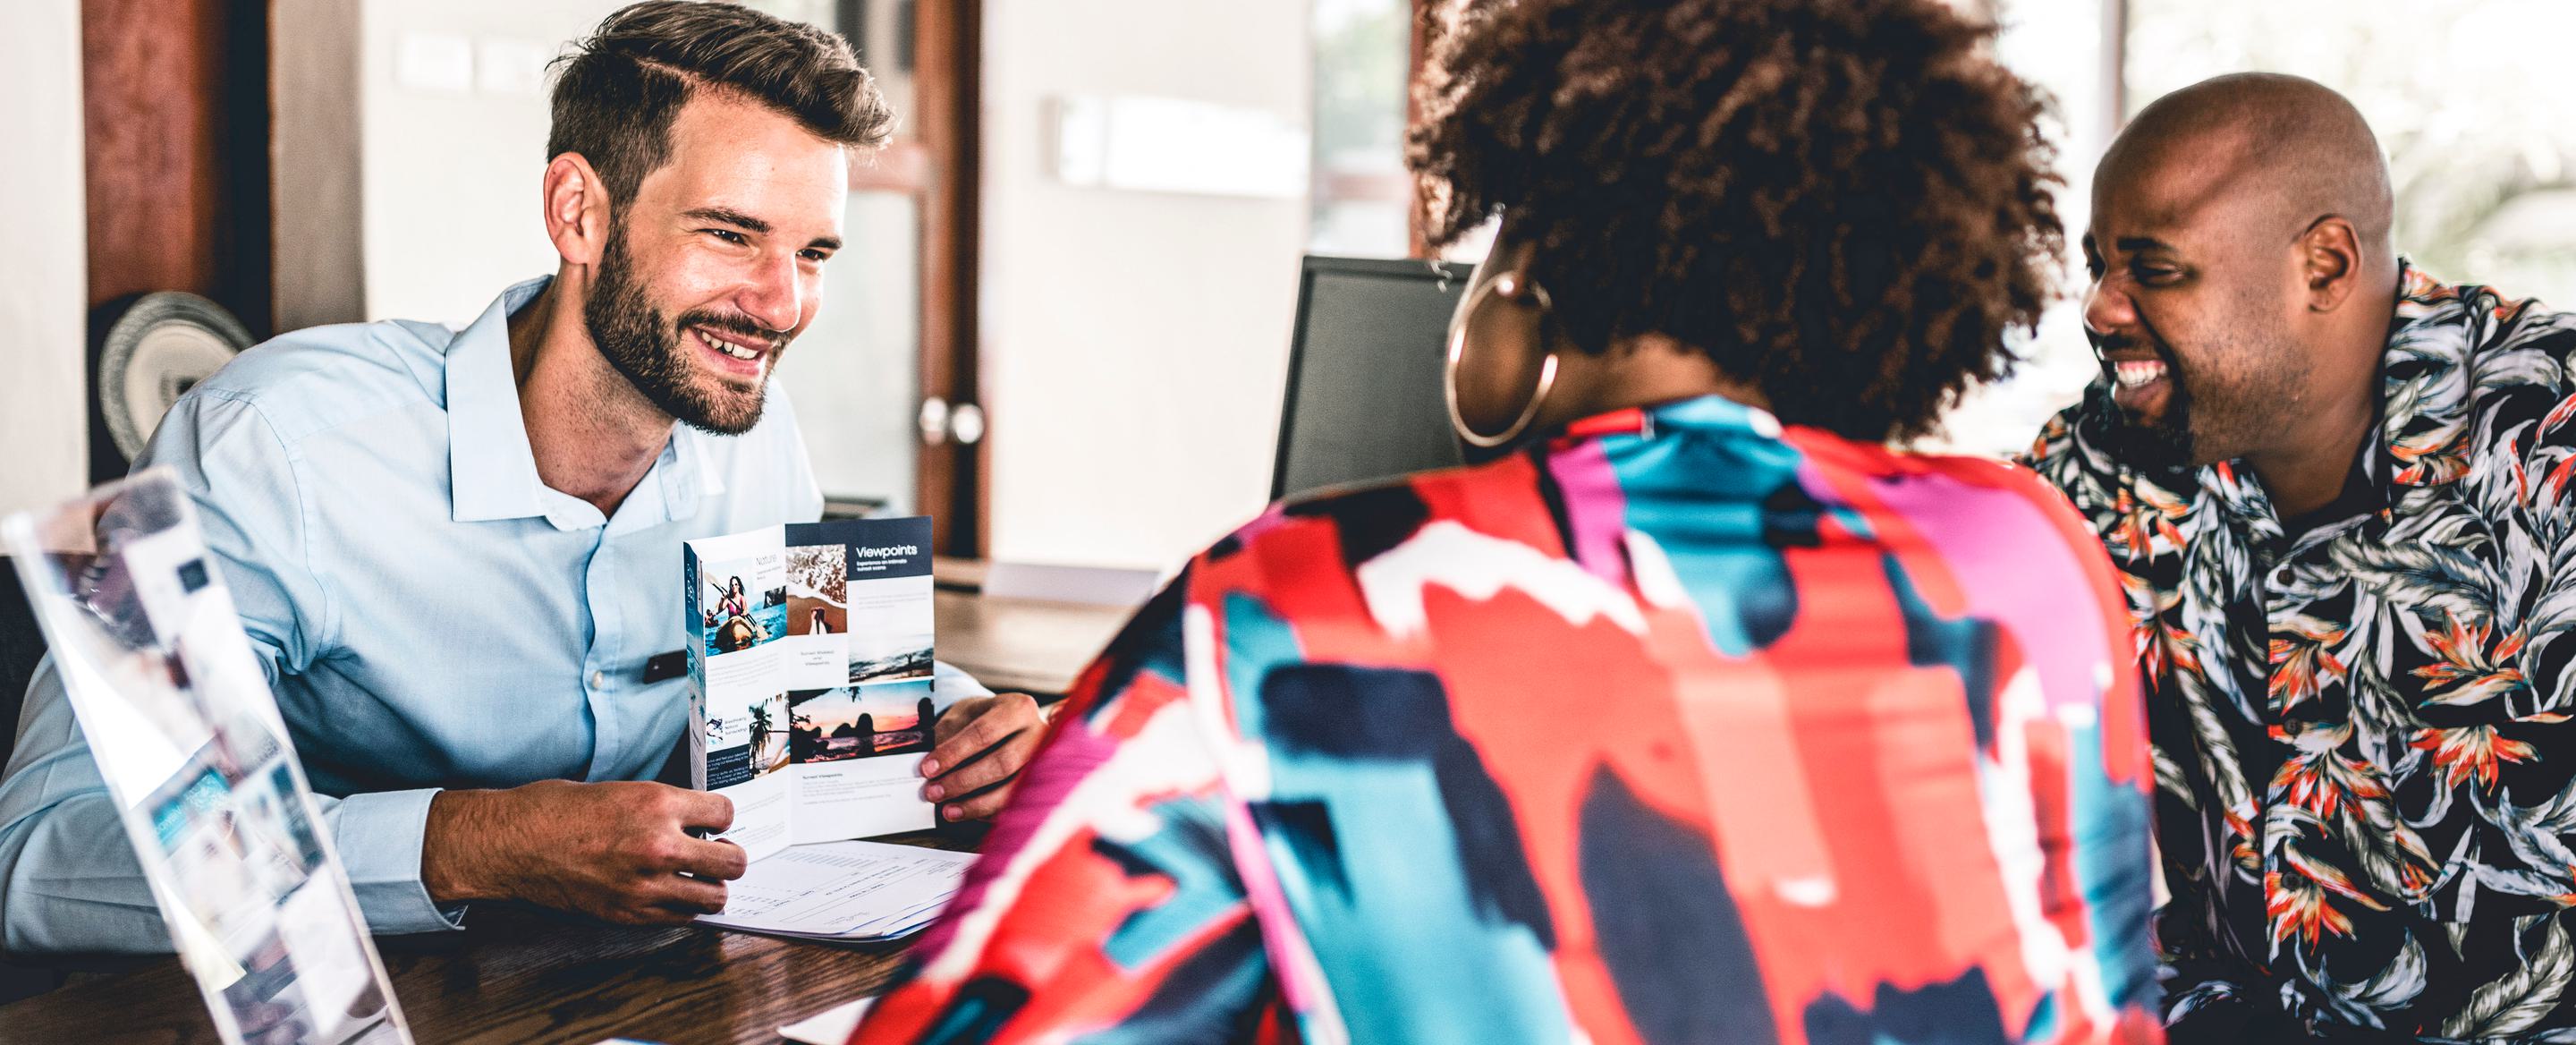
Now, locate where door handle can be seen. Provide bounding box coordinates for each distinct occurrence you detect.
[918,396,951,446]
[919,397,984,446]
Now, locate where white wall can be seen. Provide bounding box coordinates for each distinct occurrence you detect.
[981,0,1314,571]
[358,0,625,325]
[272,0,366,331]
[1929,0,2124,455]
[0,0,89,518]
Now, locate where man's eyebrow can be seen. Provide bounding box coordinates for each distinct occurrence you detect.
[809,234,843,252]
[2115,236,2176,253]
[682,207,771,234]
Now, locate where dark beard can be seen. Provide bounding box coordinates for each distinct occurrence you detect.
[2108,380,2198,472]
[583,224,782,436]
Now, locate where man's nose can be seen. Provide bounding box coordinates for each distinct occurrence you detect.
[2083,276,2137,340]
[735,252,803,334]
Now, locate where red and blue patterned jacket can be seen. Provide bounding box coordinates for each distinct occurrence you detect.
[857,394,2160,1044]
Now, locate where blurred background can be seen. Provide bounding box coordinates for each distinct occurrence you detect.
[3,0,2571,573]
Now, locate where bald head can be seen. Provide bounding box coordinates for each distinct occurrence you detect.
[2101,72,2394,260]
[2080,73,2406,480]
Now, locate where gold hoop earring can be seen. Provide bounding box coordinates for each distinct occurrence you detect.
[1445,276,1560,449]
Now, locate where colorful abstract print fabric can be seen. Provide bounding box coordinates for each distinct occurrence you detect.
[2026,266,2576,1039]
[856,395,2161,1045]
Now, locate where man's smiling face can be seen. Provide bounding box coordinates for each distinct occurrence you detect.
[584,89,849,436]
[2081,131,2321,469]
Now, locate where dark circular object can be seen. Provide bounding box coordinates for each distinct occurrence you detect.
[97,292,252,462]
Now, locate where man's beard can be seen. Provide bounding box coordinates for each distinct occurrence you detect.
[2108,370,2199,472]
[583,224,788,436]
[2106,337,2309,473]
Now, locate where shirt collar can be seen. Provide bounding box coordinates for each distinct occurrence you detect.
[447,277,555,523]
[445,276,734,527]
[2380,259,2494,490]
[660,419,727,522]
[1555,393,1788,444]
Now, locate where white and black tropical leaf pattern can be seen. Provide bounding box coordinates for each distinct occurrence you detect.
[2026,265,2576,1040]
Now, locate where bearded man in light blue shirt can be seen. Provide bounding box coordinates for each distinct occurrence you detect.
[0,1,1045,953]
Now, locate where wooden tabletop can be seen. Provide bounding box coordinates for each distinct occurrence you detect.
[0,831,970,1045]
[932,588,1130,699]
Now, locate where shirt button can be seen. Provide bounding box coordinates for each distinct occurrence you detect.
[589,670,608,690]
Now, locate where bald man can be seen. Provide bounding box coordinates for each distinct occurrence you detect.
[2027,73,2576,1041]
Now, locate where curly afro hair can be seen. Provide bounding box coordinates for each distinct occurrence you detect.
[1409,0,2064,444]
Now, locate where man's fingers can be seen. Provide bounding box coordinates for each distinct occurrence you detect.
[668,786,735,833]
[945,782,1017,822]
[932,696,990,745]
[666,836,750,879]
[647,872,731,915]
[928,729,1038,799]
[926,693,1039,777]
[613,904,700,926]
[926,707,1006,777]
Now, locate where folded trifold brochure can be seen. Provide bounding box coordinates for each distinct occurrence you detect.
[685,517,945,861]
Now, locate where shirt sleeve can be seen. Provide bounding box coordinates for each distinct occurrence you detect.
[931,660,994,701]
[854,570,1285,1043]
[0,393,463,953]
[2025,397,2272,1032]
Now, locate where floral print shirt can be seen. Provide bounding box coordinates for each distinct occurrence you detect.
[2028,265,2576,1041]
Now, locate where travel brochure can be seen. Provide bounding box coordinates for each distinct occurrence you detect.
[3,470,409,1045]
[682,516,947,862]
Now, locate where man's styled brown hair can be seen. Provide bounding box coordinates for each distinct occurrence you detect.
[548,0,895,207]
[1410,0,2064,444]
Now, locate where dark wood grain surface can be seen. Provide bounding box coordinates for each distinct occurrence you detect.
[0,831,969,1045]
[932,588,1128,699]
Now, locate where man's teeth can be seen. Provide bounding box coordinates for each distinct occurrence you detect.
[2113,360,2166,388]
[697,328,762,361]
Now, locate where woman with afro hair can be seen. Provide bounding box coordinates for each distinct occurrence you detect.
[851,0,2159,1041]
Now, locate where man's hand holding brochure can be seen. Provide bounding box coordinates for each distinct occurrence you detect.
[682,516,980,940]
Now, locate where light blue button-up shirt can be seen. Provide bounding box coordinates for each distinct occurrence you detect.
[0,277,985,953]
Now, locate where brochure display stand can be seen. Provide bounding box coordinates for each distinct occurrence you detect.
[4,470,411,1045]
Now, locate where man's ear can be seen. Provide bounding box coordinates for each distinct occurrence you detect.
[541,153,614,268]
[2299,216,2366,312]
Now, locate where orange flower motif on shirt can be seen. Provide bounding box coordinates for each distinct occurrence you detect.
[2272,743,2386,820]
[2410,725,2538,790]
[2106,485,2188,562]
[2413,612,2529,708]
[2268,846,2391,947]
[2392,427,2472,486]
[2224,807,2261,872]
[2124,575,2199,689]
[2269,616,2349,713]
[2267,871,2351,947]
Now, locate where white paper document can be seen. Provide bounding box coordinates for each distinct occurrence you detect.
[698,839,973,941]
[780,997,877,1045]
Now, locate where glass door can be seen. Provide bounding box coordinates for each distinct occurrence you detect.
[753,0,983,549]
